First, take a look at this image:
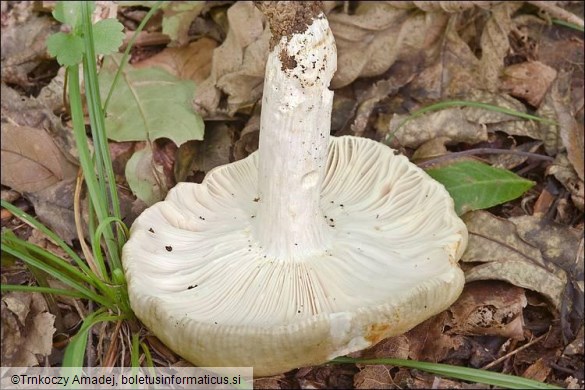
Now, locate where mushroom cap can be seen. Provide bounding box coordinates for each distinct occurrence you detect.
[122,136,467,377]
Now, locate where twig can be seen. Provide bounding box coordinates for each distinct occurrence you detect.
[417,148,554,168]
[528,1,584,28]
[481,333,547,370]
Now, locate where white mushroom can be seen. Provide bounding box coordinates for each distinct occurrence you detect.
[123,3,467,377]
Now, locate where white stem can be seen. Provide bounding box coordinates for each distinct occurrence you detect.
[254,15,337,259]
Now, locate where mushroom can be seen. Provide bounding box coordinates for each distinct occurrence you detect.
[122,2,468,377]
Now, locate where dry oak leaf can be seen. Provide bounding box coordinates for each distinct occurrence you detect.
[0,124,78,193]
[462,211,567,309]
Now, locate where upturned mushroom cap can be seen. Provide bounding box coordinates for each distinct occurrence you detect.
[123,135,467,376]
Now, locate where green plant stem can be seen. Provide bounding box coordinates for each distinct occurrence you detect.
[330,357,561,389]
[103,0,164,112]
[1,200,92,278]
[0,284,90,300]
[80,2,123,270]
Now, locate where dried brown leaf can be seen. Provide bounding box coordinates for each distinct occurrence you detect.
[233,113,260,161]
[500,61,557,108]
[134,37,217,83]
[354,365,393,389]
[0,124,78,193]
[448,281,527,340]
[462,211,567,309]
[0,10,55,87]
[26,179,77,243]
[389,107,488,148]
[174,123,234,182]
[0,292,56,366]
[548,154,585,211]
[478,3,517,92]
[329,2,449,88]
[405,16,481,101]
[194,2,269,117]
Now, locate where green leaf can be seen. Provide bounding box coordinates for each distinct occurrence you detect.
[53,1,93,28]
[92,19,125,55]
[425,160,534,215]
[125,146,169,205]
[99,54,204,146]
[47,32,84,66]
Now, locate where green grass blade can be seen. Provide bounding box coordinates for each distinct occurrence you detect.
[1,200,91,276]
[62,309,122,367]
[425,160,535,215]
[81,1,123,271]
[552,18,584,32]
[131,333,141,368]
[330,357,561,389]
[1,284,89,299]
[1,244,113,308]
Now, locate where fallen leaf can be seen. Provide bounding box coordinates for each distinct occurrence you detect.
[26,179,77,243]
[328,2,449,88]
[500,61,557,108]
[411,137,450,162]
[1,83,78,163]
[125,144,170,206]
[551,71,584,180]
[161,1,205,46]
[0,9,56,87]
[134,37,217,83]
[462,211,567,309]
[509,214,584,340]
[99,54,204,146]
[233,113,260,161]
[1,292,56,367]
[448,281,527,340]
[478,3,517,92]
[548,154,585,211]
[425,160,534,215]
[174,123,234,182]
[0,124,78,193]
[404,15,481,101]
[405,312,464,362]
[389,108,487,148]
[194,1,269,117]
[353,365,393,389]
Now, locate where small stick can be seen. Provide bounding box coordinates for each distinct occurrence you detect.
[417,148,554,168]
[481,333,547,370]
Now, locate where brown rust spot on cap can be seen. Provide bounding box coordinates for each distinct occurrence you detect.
[255,1,324,53]
[365,323,392,344]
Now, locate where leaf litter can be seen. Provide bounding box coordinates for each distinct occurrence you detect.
[1,1,583,388]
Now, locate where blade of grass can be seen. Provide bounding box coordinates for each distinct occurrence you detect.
[1,284,89,300]
[552,18,584,32]
[62,308,123,367]
[330,357,561,389]
[80,2,123,272]
[1,244,113,307]
[1,200,91,277]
